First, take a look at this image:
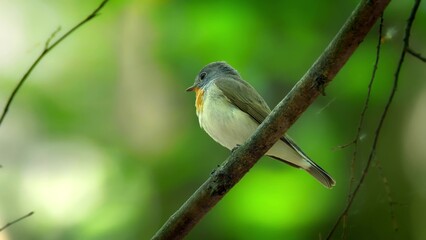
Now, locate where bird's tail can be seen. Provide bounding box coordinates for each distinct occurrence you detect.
[271,154,335,188]
[279,136,336,189]
[305,160,335,188]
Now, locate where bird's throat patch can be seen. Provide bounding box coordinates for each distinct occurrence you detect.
[195,87,204,114]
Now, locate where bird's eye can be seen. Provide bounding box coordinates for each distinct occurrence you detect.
[200,72,207,80]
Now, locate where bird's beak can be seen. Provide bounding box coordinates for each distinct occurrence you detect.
[186,83,197,92]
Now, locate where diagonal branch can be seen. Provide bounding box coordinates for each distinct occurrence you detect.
[0,212,34,232]
[152,0,390,239]
[0,0,110,127]
[407,47,426,62]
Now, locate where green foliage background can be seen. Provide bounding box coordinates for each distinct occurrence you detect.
[0,0,425,239]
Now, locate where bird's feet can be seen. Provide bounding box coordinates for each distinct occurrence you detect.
[231,144,241,153]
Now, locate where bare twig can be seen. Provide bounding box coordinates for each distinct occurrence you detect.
[44,27,62,50]
[341,14,384,239]
[407,47,426,62]
[0,0,108,233]
[336,15,384,153]
[326,0,421,239]
[0,212,34,232]
[0,0,110,127]
[152,0,390,239]
[349,14,384,193]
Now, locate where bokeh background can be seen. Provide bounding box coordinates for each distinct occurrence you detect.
[0,0,425,239]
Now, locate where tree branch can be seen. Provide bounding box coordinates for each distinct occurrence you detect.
[326,0,421,239]
[0,0,110,127]
[0,212,34,232]
[152,0,390,239]
[407,47,426,62]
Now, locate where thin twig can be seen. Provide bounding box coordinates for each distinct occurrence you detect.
[326,0,421,239]
[0,0,109,127]
[44,27,62,50]
[336,15,384,154]
[152,0,390,239]
[407,47,426,62]
[0,212,34,232]
[341,14,384,239]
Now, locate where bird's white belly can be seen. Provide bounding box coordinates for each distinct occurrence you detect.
[198,86,259,150]
[196,84,304,165]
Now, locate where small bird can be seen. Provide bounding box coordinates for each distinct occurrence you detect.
[186,61,335,188]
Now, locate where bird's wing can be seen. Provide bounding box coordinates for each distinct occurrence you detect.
[215,78,335,188]
[215,77,307,159]
[214,77,271,124]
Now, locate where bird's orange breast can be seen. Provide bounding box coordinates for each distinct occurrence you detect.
[194,87,204,114]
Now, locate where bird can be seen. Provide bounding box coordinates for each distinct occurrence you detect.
[186,61,335,188]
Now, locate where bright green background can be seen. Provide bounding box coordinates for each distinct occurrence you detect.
[0,0,425,239]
